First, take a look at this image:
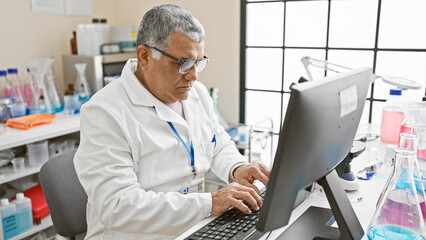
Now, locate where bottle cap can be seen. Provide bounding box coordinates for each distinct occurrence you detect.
[0,70,6,76]
[1,198,9,206]
[16,193,24,200]
[92,18,99,23]
[389,89,402,96]
[7,68,18,74]
[100,18,107,23]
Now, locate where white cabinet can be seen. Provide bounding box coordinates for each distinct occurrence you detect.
[0,115,80,240]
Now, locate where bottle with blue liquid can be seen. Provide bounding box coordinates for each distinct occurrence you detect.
[11,193,32,234]
[1,198,19,240]
[367,149,426,240]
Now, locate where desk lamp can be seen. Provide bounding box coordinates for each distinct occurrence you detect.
[301,56,422,90]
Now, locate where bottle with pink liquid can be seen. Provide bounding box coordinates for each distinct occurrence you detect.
[381,89,405,144]
[0,70,8,98]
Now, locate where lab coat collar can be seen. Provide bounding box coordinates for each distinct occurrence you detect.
[121,59,199,127]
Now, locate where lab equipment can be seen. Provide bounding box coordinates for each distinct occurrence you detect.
[1,198,19,239]
[76,21,110,56]
[0,70,11,98]
[9,69,27,117]
[24,58,55,114]
[46,75,63,113]
[11,157,25,173]
[403,102,426,163]
[11,193,33,233]
[301,56,421,90]
[27,140,49,166]
[23,68,36,113]
[74,63,92,104]
[0,98,13,123]
[367,149,426,240]
[381,89,405,144]
[6,113,56,130]
[209,87,221,125]
[63,95,79,115]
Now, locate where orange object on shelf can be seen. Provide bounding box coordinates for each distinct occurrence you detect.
[6,113,56,130]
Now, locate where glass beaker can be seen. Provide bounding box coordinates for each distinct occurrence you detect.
[403,102,426,162]
[367,149,426,240]
[74,63,91,104]
[24,58,55,114]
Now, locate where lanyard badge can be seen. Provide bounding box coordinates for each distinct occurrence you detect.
[167,121,197,178]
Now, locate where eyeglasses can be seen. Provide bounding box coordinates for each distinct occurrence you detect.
[145,45,209,74]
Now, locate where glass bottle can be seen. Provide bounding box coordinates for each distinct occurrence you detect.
[381,89,405,144]
[9,69,27,117]
[0,70,8,98]
[367,149,426,240]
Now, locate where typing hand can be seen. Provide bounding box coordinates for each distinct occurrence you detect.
[233,162,270,193]
[211,182,262,215]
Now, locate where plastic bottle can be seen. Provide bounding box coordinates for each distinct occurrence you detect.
[0,70,8,98]
[11,193,32,233]
[380,89,405,144]
[8,69,27,117]
[1,198,19,239]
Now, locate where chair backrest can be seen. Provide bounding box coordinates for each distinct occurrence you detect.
[39,149,87,238]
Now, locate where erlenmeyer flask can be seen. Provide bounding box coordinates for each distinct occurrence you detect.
[24,58,55,114]
[74,63,91,104]
[46,75,63,112]
[367,149,426,240]
[10,79,26,117]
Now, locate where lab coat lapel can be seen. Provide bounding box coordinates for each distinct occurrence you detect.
[121,59,187,127]
[182,91,200,140]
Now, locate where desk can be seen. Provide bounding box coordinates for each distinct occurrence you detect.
[177,124,392,240]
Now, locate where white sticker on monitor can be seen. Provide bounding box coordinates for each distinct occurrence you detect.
[339,85,358,117]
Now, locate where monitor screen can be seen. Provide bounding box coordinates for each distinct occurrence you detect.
[256,67,372,238]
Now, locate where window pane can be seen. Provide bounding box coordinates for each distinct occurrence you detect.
[360,100,371,125]
[372,101,384,125]
[327,50,374,70]
[329,0,378,48]
[285,1,328,47]
[375,51,426,101]
[283,49,326,91]
[379,0,426,48]
[245,91,282,133]
[246,2,284,47]
[281,93,291,128]
[246,48,283,91]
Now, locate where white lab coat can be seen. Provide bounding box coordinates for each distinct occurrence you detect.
[73,59,247,240]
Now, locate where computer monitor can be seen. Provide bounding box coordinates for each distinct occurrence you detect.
[257,67,372,239]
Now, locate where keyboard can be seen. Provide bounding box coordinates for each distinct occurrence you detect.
[186,189,266,240]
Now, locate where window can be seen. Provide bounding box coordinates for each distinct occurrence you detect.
[241,0,426,136]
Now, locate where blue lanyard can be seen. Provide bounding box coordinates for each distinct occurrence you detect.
[167,121,196,177]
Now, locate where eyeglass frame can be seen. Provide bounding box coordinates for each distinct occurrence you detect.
[143,45,209,74]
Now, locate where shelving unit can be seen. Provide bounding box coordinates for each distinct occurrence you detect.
[0,114,80,240]
[9,216,52,240]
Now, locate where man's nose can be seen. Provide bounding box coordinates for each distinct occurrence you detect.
[184,66,198,81]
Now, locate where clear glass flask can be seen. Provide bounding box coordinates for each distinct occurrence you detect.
[367,149,426,240]
[74,63,91,104]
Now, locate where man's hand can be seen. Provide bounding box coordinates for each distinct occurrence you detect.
[211,182,262,215]
[233,162,270,192]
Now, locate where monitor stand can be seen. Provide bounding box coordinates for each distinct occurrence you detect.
[277,170,364,240]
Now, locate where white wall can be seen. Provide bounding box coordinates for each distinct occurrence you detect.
[0,0,241,124]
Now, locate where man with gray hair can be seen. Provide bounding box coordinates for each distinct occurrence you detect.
[74,4,269,239]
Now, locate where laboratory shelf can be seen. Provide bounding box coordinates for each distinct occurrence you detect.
[0,114,80,151]
[9,215,53,240]
[0,160,43,185]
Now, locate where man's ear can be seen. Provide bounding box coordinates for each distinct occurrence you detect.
[137,45,150,71]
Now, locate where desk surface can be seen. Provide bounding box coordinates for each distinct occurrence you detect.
[177,124,391,240]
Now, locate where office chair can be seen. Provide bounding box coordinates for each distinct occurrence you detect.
[39,149,87,240]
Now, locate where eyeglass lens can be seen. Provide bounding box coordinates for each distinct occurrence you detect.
[180,58,208,74]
